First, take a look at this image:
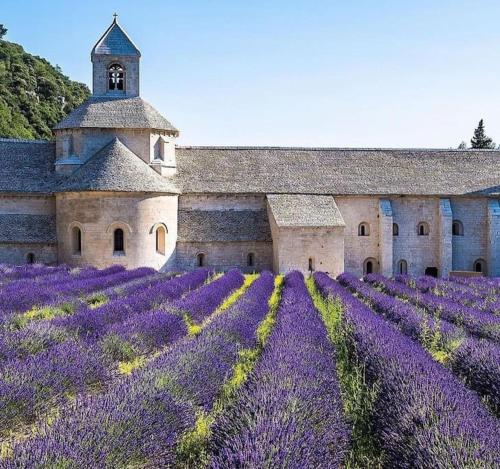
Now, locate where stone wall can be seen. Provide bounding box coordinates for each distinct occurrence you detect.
[56,192,178,270]
[487,199,500,276]
[267,204,344,275]
[0,244,57,265]
[390,196,441,277]
[335,197,380,276]
[55,129,174,166]
[0,195,55,215]
[378,199,394,277]
[92,55,140,97]
[450,197,488,272]
[175,241,273,272]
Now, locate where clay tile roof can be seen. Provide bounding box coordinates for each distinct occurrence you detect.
[0,138,55,194]
[54,96,178,134]
[175,147,500,196]
[56,138,179,193]
[92,19,141,57]
[0,214,56,244]
[267,194,345,227]
[177,210,271,242]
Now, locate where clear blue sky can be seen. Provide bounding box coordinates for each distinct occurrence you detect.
[3,0,500,147]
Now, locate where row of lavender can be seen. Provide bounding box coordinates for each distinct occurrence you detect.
[1,268,354,468]
[7,272,275,466]
[0,265,498,467]
[339,273,500,415]
[0,268,253,437]
[315,273,499,468]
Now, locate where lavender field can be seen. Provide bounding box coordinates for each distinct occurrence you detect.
[0,264,498,468]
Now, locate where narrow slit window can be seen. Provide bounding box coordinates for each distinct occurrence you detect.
[114,228,124,254]
[72,227,82,255]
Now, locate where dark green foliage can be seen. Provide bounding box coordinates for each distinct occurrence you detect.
[0,25,7,40]
[470,119,495,149]
[0,37,90,140]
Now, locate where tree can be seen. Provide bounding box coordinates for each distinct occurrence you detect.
[470,119,495,149]
[457,141,468,149]
[0,25,6,40]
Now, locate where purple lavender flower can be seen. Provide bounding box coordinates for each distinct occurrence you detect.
[340,272,500,416]
[8,272,275,468]
[314,272,500,468]
[366,274,500,343]
[171,269,244,323]
[209,271,350,468]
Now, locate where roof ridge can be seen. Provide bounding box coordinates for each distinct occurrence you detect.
[177,145,500,152]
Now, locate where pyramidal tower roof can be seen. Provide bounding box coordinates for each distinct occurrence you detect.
[56,138,179,193]
[92,16,141,57]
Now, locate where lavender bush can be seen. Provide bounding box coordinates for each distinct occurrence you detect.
[314,272,500,468]
[209,271,350,468]
[341,272,500,415]
[366,274,500,343]
[7,272,275,468]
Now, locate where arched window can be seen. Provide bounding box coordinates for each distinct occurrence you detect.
[196,253,206,268]
[417,222,429,236]
[308,257,315,271]
[72,227,82,255]
[393,223,399,236]
[363,258,377,275]
[247,252,255,267]
[358,222,370,237]
[113,228,124,254]
[474,259,486,274]
[108,63,124,91]
[452,220,464,236]
[398,259,408,275]
[155,226,166,255]
[26,253,35,264]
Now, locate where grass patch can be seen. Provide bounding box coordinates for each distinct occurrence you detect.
[86,292,108,309]
[306,276,384,469]
[10,302,75,329]
[118,356,146,375]
[216,274,259,313]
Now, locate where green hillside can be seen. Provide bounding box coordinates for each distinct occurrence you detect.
[0,26,90,140]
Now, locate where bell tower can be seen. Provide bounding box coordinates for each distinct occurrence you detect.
[91,15,141,97]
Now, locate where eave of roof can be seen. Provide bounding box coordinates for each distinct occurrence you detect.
[54,96,178,134]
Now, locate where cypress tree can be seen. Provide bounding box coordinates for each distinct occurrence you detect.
[470,119,495,149]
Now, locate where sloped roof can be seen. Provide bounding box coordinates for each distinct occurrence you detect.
[0,139,55,194]
[0,214,56,244]
[92,19,141,57]
[56,138,179,193]
[267,194,345,227]
[175,147,500,196]
[54,97,178,134]
[178,210,271,242]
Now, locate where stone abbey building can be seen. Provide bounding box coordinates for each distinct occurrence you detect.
[1,18,499,277]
